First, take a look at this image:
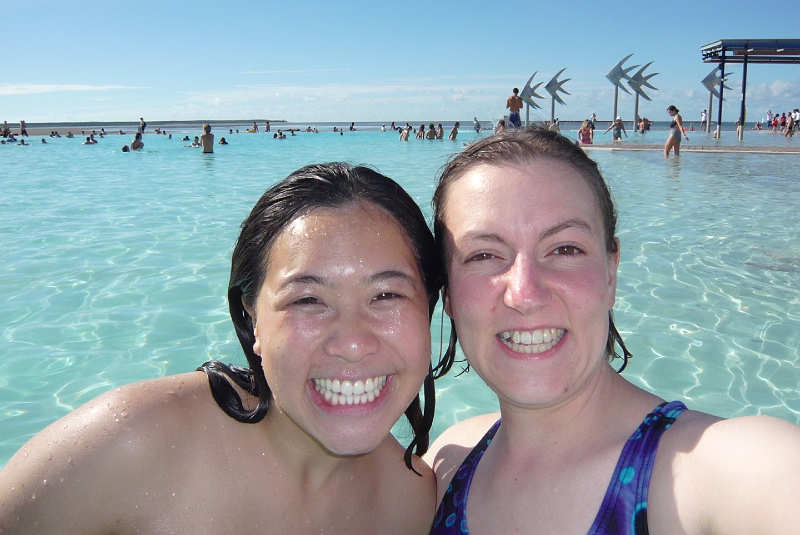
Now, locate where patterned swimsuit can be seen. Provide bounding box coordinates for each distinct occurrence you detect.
[430,401,688,535]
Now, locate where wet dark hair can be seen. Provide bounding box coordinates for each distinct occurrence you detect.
[198,162,443,469]
[431,127,631,377]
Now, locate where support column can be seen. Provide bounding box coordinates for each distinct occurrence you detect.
[739,52,749,141]
[716,53,726,138]
[707,91,714,133]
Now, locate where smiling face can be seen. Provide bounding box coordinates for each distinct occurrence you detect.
[441,161,619,410]
[250,203,431,456]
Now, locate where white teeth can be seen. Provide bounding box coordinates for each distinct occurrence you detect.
[341,380,353,396]
[313,375,387,406]
[499,329,565,354]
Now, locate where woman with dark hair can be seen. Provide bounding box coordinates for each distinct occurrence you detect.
[424,128,800,535]
[665,105,689,157]
[0,163,442,535]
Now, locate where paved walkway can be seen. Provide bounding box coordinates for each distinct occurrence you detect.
[584,144,800,154]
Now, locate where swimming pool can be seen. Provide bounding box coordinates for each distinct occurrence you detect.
[1,128,798,466]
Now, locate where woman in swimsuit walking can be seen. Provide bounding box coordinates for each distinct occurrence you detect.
[664,105,689,157]
[425,128,800,535]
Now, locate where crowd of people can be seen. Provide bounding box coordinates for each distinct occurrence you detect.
[758,109,799,137]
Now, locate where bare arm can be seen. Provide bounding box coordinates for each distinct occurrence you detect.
[0,373,212,534]
[653,413,800,534]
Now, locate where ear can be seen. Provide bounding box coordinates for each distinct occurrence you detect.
[607,238,621,308]
[442,286,453,318]
[243,296,261,356]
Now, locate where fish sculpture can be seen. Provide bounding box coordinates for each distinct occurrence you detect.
[627,62,659,101]
[544,68,570,105]
[605,54,638,94]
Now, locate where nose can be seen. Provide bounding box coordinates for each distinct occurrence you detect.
[502,255,550,314]
[323,307,380,363]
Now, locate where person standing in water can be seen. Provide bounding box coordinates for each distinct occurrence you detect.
[200,123,214,154]
[506,88,523,129]
[665,105,689,157]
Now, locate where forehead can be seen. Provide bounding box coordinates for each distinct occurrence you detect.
[267,203,418,275]
[443,160,601,228]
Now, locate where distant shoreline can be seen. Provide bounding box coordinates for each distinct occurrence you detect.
[7,119,750,137]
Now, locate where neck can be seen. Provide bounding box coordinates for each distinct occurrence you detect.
[493,363,658,458]
[257,402,384,491]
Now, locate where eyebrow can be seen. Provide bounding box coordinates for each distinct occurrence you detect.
[455,218,595,248]
[279,270,418,291]
[538,218,594,240]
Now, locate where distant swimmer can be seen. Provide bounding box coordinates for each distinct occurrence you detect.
[350,122,356,131]
[122,145,130,152]
[66,132,74,138]
[448,122,459,141]
[399,126,410,141]
[417,124,425,140]
[130,132,144,150]
[506,88,523,129]
[247,122,258,133]
[19,120,28,137]
[390,121,397,131]
[218,137,228,145]
[265,121,270,132]
[190,136,201,147]
[494,119,506,134]
[577,120,593,145]
[41,138,47,144]
[436,124,444,140]
[19,139,27,146]
[603,116,627,142]
[139,117,146,133]
[426,123,437,140]
[1,120,9,137]
[473,117,481,132]
[182,135,190,141]
[82,136,94,145]
[381,124,386,132]
[200,123,214,154]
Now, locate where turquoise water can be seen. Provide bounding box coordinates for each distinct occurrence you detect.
[1,129,799,467]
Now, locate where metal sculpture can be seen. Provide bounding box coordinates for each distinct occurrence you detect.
[520,72,546,127]
[701,67,732,133]
[605,54,638,121]
[544,69,570,123]
[627,62,658,131]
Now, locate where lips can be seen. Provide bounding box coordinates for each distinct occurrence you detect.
[499,328,565,354]
[312,375,387,406]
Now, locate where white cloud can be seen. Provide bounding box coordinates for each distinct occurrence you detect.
[0,84,139,96]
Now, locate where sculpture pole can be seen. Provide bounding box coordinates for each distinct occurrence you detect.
[626,62,658,132]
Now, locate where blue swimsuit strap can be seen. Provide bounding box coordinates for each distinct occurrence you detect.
[588,400,688,535]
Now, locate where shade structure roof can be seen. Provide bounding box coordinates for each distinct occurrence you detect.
[701,39,800,65]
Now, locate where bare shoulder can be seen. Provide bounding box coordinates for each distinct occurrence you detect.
[652,411,800,535]
[424,412,500,504]
[377,441,437,534]
[0,372,221,534]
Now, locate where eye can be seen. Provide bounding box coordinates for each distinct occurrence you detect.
[465,252,498,262]
[552,245,583,256]
[292,296,323,306]
[373,292,403,302]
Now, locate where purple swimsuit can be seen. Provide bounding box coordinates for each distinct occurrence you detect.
[430,401,688,535]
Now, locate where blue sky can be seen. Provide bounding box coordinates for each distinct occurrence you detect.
[1,0,798,124]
